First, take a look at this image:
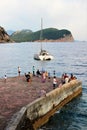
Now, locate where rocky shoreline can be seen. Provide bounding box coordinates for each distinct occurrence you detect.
[0,26,14,43]
[36,34,74,42]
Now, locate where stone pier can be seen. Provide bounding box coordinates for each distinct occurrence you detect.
[4,78,82,130]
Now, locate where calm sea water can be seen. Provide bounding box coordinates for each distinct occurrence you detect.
[0,41,87,130]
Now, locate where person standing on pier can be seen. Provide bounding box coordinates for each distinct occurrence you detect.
[53,76,57,89]
[53,70,55,76]
[4,75,7,82]
[32,66,35,76]
[18,66,21,76]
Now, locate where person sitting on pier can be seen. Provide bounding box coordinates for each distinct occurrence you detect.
[69,73,77,81]
[64,73,69,83]
[61,73,69,84]
[25,73,30,82]
[36,69,41,77]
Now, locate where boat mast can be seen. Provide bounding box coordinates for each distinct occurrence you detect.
[40,18,43,51]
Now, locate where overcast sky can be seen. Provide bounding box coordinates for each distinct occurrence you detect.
[0,0,87,41]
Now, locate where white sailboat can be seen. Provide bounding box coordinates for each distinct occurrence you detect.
[34,19,54,61]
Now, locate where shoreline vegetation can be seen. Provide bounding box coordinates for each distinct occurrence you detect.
[0,26,74,43]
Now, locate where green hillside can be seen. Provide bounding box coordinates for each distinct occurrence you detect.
[10,28,72,42]
[10,29,32,42]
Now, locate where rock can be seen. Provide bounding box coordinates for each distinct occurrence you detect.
[36,34,74,42]
[0,26,14,43]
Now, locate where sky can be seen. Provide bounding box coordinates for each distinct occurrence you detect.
[0,0,87,41]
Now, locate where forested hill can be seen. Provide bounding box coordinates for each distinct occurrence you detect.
[10,28,74,42]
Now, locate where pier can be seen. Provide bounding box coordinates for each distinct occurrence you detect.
[0,75,82,130]
[0,75,56,129]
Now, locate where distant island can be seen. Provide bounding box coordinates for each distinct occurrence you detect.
[10,28,74,42]
[0,26,74,43]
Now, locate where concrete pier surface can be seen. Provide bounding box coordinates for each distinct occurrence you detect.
[0,75,60,129]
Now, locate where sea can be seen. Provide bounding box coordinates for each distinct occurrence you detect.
[0,41,87,130]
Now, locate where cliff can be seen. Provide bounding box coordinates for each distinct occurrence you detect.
[0,26,14,43]
[37,34,74,42]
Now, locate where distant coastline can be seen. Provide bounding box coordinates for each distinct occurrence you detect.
[0,26,74,43]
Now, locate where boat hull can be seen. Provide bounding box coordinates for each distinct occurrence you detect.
[34,54,53,61]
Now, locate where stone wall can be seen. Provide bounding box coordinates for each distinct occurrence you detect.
[5,80,82,130]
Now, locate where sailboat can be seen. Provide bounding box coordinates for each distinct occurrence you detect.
[34,19,54,61]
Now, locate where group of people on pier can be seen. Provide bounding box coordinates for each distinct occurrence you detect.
[61,73,77,84]
[53,73,77,89]
[4,66,77,90]
[23,66,77,90]
[3,66,77,98]
[24,68,50,83]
